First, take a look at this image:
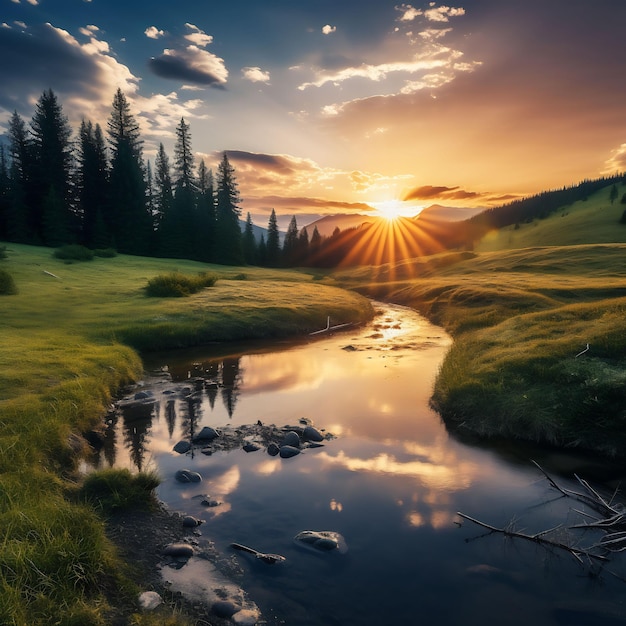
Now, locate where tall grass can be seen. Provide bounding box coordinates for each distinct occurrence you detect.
[0,242,374,623]
[334,243,626,456]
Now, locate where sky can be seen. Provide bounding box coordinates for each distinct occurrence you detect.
[2,0,626,227]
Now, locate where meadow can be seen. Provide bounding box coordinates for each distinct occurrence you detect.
[332,185,626,456]
[0,243,373,625]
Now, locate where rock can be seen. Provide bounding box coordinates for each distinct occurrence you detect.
[242,442,260,453]
[201,497,221,507]
[175,469,202,483]
[182,515,203,527]
[282,431,300,447]
[134,390,153,400]
[163,542,194,558]
[192,426,220,442]
[302,425,324,442]
[293,530,348,554]
[173,440,192,454]
[138,591,163,611]
[267,443,280,456]
[305,442,324,449]
[279,445,301,459]
[212,600,241,618]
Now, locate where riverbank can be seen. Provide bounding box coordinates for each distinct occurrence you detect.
[0,242,374,625]
[331,244,626,459]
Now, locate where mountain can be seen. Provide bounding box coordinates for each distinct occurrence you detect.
[416,204,484,222]
[304,213,376,237]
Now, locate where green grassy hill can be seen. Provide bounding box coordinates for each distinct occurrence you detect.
[476,184,626,251]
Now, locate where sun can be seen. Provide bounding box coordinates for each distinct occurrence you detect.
[371,199,419,221]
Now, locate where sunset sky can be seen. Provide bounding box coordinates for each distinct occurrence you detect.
[2,0,626,226]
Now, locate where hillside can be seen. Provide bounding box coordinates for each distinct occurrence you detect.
[475,183,626,252]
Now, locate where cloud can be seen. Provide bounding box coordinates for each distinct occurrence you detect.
[184,23,213,47]
[149,45,228,86]
[397,3,465,23]
[603,144,626,175]
[403,185,483,202]
[145,26,166,39]
[0,22,137,121]
[241,66,270,83]
[0,21,209,155]
[322,24,336,35]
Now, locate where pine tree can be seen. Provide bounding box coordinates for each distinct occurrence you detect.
[30,89,74,245]
[196,160,216,262]
[265,208,280,267]
[242,212,257,264]
[107,88,151,254]
[0,145,10,240]
[6,111,32,243]
[309,225,322,264]
[282,215,299,266]
[297,226,309,265]
[215,153,243,265]
[77,120,110,248]
[171,118,197,258]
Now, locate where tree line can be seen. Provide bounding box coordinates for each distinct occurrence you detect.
[0,88,332,268]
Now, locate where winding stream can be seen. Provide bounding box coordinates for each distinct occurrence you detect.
[97,302,626,625]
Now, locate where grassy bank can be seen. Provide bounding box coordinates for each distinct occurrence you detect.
[332,243,626,457]
[0,242,374,625]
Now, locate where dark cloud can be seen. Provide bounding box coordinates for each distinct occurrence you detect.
[148,46,227,87]
[247,194,374,214]
[0,23,100,113]
[403,185,460,200]
[224,150,296,174]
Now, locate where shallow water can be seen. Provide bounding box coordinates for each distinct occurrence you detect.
[100,302,626,625]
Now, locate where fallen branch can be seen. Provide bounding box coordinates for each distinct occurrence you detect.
[309,316,352,335]
[456,512,607,565]
[43,270,60,279]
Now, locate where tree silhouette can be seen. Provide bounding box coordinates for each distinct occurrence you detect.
[77,120,110,248]
[282,215,299,266]
[196,159,216,262]
[265,208,280,267]
[107,89,151,254]
[242,212,257,264]
[30,89,74,246]
[215,153,243,265]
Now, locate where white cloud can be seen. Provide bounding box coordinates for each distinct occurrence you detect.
[322,24,336,35]
[145,26,166,40]
[241,66,270,83]
[26,0,39,4]
[397,3,465,23]
[184,23,213,47]
[15,21,27,29]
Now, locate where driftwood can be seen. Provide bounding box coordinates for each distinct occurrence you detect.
[458,460,626,569]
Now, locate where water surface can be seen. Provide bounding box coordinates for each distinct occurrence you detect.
[101,302,626,625]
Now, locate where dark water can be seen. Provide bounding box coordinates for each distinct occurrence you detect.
[98,302,626,625]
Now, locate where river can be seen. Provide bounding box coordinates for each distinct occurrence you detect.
[97,302,626,625]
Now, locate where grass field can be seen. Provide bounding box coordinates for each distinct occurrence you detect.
[332,184,626,457]
[0,243,374,625]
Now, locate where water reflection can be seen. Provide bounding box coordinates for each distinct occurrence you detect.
[91,302,626,626]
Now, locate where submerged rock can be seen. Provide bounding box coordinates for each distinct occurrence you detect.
[302,425,324,442]
[267,443,280,456]
[193,426,220,442]
[294,530,348,554]
[175,469,202,483]
[282,431,301,448]
[163,542,194,558]
[173,440,192,454]
[279,445,301,459]
[242,442,260,453]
